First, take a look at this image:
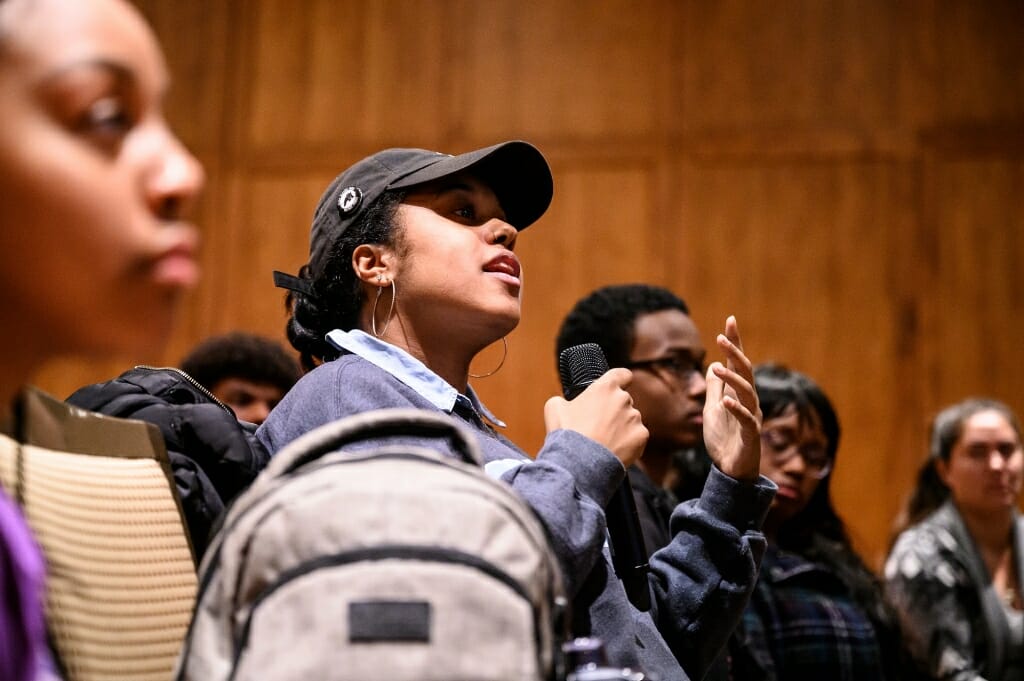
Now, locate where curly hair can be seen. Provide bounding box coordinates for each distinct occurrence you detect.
[180,332,302,393]
[283,191,406,371]
[555,284,690,370]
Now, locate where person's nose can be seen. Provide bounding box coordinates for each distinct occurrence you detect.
[236,401,272,426]
[689,369,707,401]
[144,124,205,220]
[251,401,273,426]
[488,220,518,249]
[781,447,809,477]
[989,449,1008,471]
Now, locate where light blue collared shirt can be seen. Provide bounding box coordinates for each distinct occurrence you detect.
[325,328,507,427]
[325,329,521,477]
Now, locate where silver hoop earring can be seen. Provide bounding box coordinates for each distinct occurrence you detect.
[469,337,508,379]
[371,279,397,338]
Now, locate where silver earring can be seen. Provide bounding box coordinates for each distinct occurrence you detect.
[469,337,509,378]
[371,279,397,338]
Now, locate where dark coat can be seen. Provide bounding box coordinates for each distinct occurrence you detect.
[66,366,270,558]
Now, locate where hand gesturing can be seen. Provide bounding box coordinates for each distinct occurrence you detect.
[702,316,762,482]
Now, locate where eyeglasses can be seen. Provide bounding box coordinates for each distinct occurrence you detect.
[761,429,833,479]
[626,353,705,383]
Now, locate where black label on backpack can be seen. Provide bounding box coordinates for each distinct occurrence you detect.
[348,601,431,643]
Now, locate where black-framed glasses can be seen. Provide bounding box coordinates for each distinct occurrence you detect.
[626,353,705,383]
[760,429,833,479]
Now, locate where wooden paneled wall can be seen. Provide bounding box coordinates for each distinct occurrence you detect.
[35,0,1024,568]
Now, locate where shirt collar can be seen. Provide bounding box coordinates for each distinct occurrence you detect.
[325,329,506,428]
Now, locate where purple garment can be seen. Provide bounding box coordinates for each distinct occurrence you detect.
[0,486,47,681]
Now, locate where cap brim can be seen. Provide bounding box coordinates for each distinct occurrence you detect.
[389,140,553,230]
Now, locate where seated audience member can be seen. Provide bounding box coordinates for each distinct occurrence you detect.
[886,398,1024,681]
[555,284,708,558]
[727,363,910,680]
[0,0,204,676]
[260,141,775,679]
[180,332,302,425]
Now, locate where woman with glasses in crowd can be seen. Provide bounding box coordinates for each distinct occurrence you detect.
[726,363,911,680]
[886,398,1024,681]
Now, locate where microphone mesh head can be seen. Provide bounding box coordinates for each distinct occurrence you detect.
[558,343,610,399]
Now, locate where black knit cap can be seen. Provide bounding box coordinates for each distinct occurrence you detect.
[274,140,553,294]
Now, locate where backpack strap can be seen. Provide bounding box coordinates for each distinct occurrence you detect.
[268,408,484,478]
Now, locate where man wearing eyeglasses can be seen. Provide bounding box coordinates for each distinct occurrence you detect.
[556,283,773,681]
[555,284,714,556]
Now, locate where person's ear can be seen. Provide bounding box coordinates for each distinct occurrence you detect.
[352,244,394,285]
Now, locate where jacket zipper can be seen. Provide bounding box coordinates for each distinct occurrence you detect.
[132,365,234,415]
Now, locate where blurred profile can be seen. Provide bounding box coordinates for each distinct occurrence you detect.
[0,0,204,677]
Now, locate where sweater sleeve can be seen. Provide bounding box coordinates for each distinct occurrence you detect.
[499,428,625,597]
[260,361,624,598]
[648,466,776,679]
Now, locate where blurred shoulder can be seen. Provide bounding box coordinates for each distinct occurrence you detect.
[885,507,966,585]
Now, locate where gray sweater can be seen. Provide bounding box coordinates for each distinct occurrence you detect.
[257,343,774,680]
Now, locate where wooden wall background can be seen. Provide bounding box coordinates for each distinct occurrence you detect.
[34,0,1024,568]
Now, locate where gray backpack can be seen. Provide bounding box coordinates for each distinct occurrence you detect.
[175,408,567,681]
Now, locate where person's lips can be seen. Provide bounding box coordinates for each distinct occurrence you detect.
[987,480,1018,497]
[775,484,802,502]
[152,228,200,288]
[483,253,522,286]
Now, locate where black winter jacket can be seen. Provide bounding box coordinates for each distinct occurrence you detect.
[66,366,270,559]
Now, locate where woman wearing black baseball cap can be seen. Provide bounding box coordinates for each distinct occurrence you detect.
[260,141,772,680]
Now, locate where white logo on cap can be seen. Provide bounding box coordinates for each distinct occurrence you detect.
[337,187,363,215]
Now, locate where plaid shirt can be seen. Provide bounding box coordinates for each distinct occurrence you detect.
[729,545,888,680]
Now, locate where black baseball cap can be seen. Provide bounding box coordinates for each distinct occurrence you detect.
[274,140,553,295]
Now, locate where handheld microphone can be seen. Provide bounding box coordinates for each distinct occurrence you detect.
[558,343,651,612]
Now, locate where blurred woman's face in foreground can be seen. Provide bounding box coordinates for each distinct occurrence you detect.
[0,0,204,360]
[938,409,1023,517]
